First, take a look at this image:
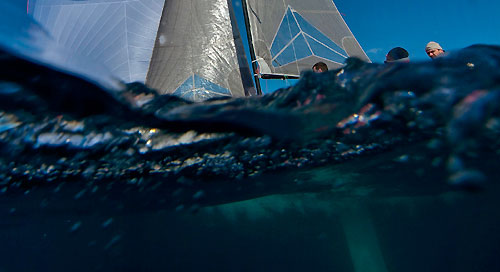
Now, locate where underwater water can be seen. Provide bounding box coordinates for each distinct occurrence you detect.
[1,189,500,271]
[2,45,500,271]
[2,2,500,271]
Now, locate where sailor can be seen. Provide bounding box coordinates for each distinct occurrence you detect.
[384,47,410,63]
[425,41,446,59]
[312,62,328,73]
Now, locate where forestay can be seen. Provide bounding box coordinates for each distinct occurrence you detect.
[243,0,370,78]
[146,0,256,102]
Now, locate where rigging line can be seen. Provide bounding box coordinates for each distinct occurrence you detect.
[283,4,301,75]
[289,8,314,64]
[302,32,348,58]
[271,32,302,62]
[269,4,290,49]
[241,0,262,95]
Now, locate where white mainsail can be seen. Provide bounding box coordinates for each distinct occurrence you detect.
[243,0,370,78]
[29,0,164,84]
[29,0,256,101]
[1,0,122,92]
[146,0,256,101]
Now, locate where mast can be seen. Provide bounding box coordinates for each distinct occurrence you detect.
[241,0,262,95]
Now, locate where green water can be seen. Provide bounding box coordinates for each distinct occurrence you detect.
[1,189,499,272]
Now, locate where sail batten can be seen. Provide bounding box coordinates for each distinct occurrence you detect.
[244,0,370,77]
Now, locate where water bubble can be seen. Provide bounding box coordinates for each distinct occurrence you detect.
[449,170,485,191]
[189,204,200,213]
[0,82,22,94]
[175,205,185,212]
[104,235,122,250]
[427,139,442,150]
[69,221,82,233]
[172,188,183,197]
[54,184,63,193]
[40,199,49,208]
[193,190,205,199]
[447,156,464,173]
[74,189,87,200]
[431,157,443,167]
[102,218,113,228]
[395,154,409,163]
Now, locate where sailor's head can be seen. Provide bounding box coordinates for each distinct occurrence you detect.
[425,41,445,59]
[312,62,328,73]
[385,47,410,63]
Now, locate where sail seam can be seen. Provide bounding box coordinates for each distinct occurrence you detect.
[192,74,195,91]
[127,1,154,22]
[100,33,128,64]
[313,56,343,65]
[271,32,301,62]
[39,1,142,7]
[268,4,290,50]
[83,5,121,57]
[292,55,342,66]
[109,59,130,72]
[72,4,102,53]
[288,6,302,73]
[124,3,132,82]
[67,4,96,52]
[302,32,348,58]
[290,7,348,59]
[59,6,82,49]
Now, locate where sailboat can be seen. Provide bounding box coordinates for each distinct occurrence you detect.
[28,0,370,101]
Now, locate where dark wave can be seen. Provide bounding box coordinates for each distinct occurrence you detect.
[2,41,500,215]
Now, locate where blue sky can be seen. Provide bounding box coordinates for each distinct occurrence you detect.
[233,0,500,93]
